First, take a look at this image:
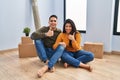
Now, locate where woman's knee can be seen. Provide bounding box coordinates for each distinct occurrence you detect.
[88,52,94,61]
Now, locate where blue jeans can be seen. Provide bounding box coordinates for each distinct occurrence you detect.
[61,50,94,67]
[35,40,65,69]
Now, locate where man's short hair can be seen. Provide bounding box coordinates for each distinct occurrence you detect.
[49,15,58,20]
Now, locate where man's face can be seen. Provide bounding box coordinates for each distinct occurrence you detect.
[48,17,57,30]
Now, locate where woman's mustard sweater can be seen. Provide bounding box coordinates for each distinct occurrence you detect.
[53,32,82,52]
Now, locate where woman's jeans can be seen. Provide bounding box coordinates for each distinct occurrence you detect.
[61,50,94,67]
[35,39,64,69]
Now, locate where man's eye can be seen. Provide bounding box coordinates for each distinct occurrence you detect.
[50,20,56,22]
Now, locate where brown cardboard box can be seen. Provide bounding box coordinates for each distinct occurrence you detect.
[21,37,33,44]
[18,43,37,58]
[84,42,104,59]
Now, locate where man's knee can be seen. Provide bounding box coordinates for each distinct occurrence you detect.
[35,39,42,45]
[57,45,65,50]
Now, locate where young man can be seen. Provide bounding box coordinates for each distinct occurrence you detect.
[31,15,65,77]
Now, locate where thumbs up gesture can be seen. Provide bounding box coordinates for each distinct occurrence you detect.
[46,27,54,37]
[68,32,75,41]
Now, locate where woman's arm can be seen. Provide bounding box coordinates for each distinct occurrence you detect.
[53,33,63,49]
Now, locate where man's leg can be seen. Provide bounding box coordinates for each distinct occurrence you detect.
[34,39,48,62]
[48,45,65,69]
[37,45,65,77]
[45,48,55,60]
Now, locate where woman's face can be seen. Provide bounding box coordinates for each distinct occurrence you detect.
[65,23,72,34]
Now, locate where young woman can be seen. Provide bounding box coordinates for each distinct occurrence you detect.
[53,19,94,72]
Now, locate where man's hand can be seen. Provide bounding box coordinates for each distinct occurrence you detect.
[45,27,54,37]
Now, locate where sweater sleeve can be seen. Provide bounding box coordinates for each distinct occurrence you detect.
[72,32,82,50]
[53,33,63,49]
[31,27,48,40]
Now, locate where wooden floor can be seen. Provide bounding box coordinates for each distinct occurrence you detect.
[0,49,120,80]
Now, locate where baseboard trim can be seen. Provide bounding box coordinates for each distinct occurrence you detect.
[112,51,120,55]
[0,48,18,53]
[104,52,112,54]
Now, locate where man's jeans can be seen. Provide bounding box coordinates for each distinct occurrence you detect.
[61,50,94,67]
[35,40,64,69]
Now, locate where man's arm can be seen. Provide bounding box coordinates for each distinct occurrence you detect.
[31,27,48,40]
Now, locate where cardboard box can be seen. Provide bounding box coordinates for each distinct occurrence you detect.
[18,43,37,58]
[84,42,104,59]
[21,37,33,44]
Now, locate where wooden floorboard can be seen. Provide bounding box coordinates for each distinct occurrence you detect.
[0,50,120,80]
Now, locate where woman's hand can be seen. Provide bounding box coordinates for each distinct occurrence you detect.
[59,42,66,48]
[68,33,75,41]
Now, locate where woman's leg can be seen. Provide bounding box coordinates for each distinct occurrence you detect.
[74,50,94,63]
[62,50,93,72]
[61,51,80,67]
[74,50,94,72]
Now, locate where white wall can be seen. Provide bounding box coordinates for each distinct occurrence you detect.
[0,0,32,50]
[85,0,120,52]
[112,36,120,52]
[54,0,64,29]
[85,0,114,52]
[0,0,53,50]
[37,0,54,26]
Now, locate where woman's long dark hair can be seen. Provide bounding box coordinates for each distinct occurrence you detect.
[63,19,77,46]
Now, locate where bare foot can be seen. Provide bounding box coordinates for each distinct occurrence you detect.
[37,65,48,78]
[82,65,93,72]
[45,60,49,64]
[49,67,56,72]
[64,63,69,68]
[87,66,93,72]
[79,63,93,72]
